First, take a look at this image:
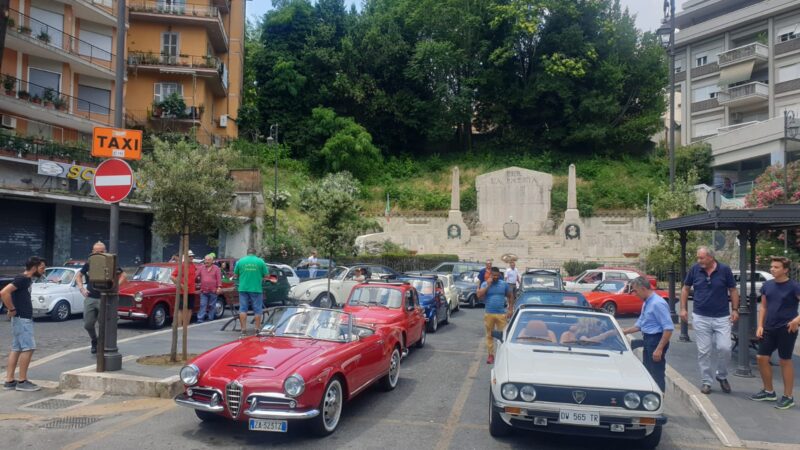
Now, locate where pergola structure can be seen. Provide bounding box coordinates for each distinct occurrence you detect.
[656,204,800,377]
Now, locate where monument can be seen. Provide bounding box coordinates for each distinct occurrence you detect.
[446,166,470,242]
[562,163,583,240]
[475,167,552,236]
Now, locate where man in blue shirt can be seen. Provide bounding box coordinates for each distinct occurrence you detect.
[751,257,800,410]
[622,277,674,392]
[477,267,514,365]
[680,246,739,395]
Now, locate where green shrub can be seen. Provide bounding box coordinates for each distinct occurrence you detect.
[461,185,477,211]
[562,260,602,276]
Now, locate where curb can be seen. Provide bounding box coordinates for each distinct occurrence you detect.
[59,355,182,399]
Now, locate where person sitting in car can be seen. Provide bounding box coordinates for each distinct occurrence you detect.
[352,267,366,282]
[560,318,615,344]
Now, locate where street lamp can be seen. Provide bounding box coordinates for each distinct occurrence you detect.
[656,2,676,192]
[267,124,279,245]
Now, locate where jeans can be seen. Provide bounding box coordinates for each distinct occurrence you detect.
[693,313,731,385]
[239,292,264,315]
[309,268,317,279]
[484,313,507,356]
[198,292,217,321]
[83,296,100,341]
[642,333,669,393]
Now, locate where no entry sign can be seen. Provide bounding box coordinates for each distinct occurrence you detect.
[93,158,134,203]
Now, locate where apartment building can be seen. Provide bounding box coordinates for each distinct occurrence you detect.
[673,0,800,196]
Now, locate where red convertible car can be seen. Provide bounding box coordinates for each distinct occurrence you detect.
[583,280,670,316]
[343,281,427,352]
[175,306,403,436]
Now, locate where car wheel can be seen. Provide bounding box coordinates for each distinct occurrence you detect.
[314,293,334,309]
[489,390,512,437]
[310,378,344,436]
[148,304,167,329]
[454,299,460,312]
[443,304,450,325]
[469,295,476,308]
[415,326,426,348]
[602,301,617,316]
[50,300,71,322]
[380,347,401,391]
[214,298,226,319]
[194,410,223,422]
[427,312,438,333]
[640,425,662,449]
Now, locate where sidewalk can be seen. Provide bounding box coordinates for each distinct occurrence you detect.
[664,328,800,449]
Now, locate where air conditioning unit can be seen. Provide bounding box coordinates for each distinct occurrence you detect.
[1,115,17,129]
[219,114,228,128]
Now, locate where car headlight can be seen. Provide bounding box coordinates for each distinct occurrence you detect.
[134,292,143,303]
[38,296,46,304]
[284,374,305,397]
[304,290,311,299]
[642,393,660,411]
[180,364,200,386]
[520,385,536,402]
[624,392,641,409]
[501,383,518,401]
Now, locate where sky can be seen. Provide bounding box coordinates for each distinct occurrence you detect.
[246,0,668,32]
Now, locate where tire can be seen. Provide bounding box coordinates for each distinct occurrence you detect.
[469,295,476,308]
[415,326,426,348]
[50,300,71,322]
[213,298,226,319]
[639,425,662,449]
[379,347,401,391]
[454,299,460,312]
[443,304,450,325]
[602,301,617,316]
[427,312,438,333]
[309,378,344,436]
[314,293,335,309]
[148,304,168,329]
[194,410,223,422]
[489,390,512,437]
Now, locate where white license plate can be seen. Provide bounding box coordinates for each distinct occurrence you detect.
[559,409,600,426]
[249,419,288,432]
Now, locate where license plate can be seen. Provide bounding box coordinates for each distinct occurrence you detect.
[559,409,600,426]
[248,419,288,432]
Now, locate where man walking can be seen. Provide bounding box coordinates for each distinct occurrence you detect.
[751,257,800,410]
[680,246,739,394]
[1,256,45,391]
[197,254,222,323]
[477,267,514,365]
[234,248,269,336]
[75,242,126,354]
[308,251,319,279]
[505,260,520,295]
[623,277,674,393]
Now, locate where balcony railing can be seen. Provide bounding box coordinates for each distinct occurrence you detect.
[717,42,769,67]
[717,121,759,134]
[1,75,114,125]
[8,8,115,68]
[127,51,222,70]
[0,132,98,164]
[717,81,768,106]
[128,1,219,18]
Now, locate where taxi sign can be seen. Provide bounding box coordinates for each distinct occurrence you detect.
[92,127,143,160]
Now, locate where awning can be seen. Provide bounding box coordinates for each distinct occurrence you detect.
[718,60,754,87]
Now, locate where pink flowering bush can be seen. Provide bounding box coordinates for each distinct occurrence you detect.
[745,161,799,208]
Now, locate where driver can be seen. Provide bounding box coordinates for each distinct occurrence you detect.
[560,318,614,344]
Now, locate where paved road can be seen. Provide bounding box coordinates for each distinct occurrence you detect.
[0,305,724,450]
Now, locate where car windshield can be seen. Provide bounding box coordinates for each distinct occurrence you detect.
[402,279,434,295]
[510,311,626,352]
[348,287,402,308]
[458,271,478,282]
[39,268,75,284]
[522,273,559,289]
[262,307,351,342]
[516,292,590,309]
[328,267,347,280]
[594,281,625,293]
[131,266,173,283]
[575,271,602,283]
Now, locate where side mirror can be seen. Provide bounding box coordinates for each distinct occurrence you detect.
[491,330,504,342]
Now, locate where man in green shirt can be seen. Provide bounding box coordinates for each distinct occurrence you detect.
[233,249,269,335]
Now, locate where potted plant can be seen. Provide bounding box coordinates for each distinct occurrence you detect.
[36,30,51,44]
[151,101,163,118]
[3,75,16,95]
[53,96,67,111]
[7,18,14,29]
[43,88,55,108]
[31,94,42,104]
[17,90,29,100]
[160,92,187,118]
[18,26,31,35]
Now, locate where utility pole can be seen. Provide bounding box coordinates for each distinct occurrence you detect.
[269,123,279,242]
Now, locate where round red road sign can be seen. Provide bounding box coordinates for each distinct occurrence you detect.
[93,158,134,203]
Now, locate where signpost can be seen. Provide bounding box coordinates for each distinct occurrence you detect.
[92,158,134,203]
[92,127,143,160]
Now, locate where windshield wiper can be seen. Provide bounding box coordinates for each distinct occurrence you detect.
[561,339,603,346]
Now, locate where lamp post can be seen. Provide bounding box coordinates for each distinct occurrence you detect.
[657,0,676,191]
[267,124,279,244]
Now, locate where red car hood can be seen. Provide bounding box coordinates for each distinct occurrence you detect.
[344,305,402,325]
[119,280,171,295]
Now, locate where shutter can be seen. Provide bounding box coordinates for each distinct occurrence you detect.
[0,200,50,266]
[162,234,217,261]
[70,207,147,266]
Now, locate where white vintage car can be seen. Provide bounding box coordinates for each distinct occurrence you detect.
[32,267,85,321]
[288,264,400,308]
[489,306,666,448]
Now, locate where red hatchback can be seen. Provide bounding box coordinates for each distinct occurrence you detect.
[583,280,670,316]
[343,281,427,351]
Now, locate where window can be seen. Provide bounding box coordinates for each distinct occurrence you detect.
[777,23,799,43]
[692,120,722,138]
[692,85,718,102]
[780,32,797,42]
[28,68,61,99]
[696,55,708,67]
[30,7,64,48]
[78,29,112,62]
[154,82,182,103]
[159,0,186,13]
[77,85,111,115]
[777,63,800,83]
[161,32,179,64]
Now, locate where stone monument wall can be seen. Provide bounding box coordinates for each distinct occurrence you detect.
[476,167,552,235]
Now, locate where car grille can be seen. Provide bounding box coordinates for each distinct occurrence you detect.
[118,295,134,308]
[249,395,294,410]
[530,385,655,410]
[226,382,243,418]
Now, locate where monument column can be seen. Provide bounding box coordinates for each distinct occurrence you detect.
[564,164,580,222]
[450,166,460,211]
[446,166,470,245]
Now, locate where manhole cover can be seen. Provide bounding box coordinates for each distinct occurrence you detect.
[27,399,82,410]
[41,416,99,430]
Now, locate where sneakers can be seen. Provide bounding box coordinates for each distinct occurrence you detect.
[486,355,495,365]
[15,380,41,392]
[716,376,732,394]
[3,380,17,390]
[700,384,712,394]
[750,390,778,402]
[90,340,97,355]
[775,396,795,410]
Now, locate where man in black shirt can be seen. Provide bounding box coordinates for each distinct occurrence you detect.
[1,256,46,392]
[74,242,127,354]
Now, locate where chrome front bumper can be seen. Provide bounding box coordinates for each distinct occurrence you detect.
[175,391,320,420]
[175,393,225,412]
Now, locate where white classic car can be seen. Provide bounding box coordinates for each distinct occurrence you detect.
[32,267,85,321]
[288,264,400,308]
[732,270,774,296]
[489,306,666,448]
[564,269,643,292]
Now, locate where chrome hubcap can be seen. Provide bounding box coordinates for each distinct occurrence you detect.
[323,382,342,430]
[154,308,165,326]
[215,301,224,317]
[57,304,68,319]
[389,350,400,385]
[321,295,331,308]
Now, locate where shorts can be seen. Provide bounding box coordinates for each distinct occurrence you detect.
[239,292,264,315]
[11,317,36,352]
[758,326,798,360]
[178,294,196,310]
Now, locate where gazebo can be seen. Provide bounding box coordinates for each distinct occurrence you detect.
[655,204,800,377]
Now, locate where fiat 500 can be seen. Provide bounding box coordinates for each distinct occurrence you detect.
[344,281,427,351]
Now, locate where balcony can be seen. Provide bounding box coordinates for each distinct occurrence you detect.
[717,42,768,68]
[52,0,117,26]
[127,51,228,96]
[0,76,114,134]
[6,9,116,80]
[128,1,228,52]
[0,130,99,165]
[717,82,768,107]
[211,0,230,13]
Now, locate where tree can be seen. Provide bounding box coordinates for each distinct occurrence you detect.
[137,138,235,362]
[306,107,383,180]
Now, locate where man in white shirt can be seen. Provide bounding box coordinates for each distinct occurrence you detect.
[505,260,520,295]
[308,251,319,279]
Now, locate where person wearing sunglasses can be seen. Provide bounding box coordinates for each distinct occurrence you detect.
[680,246,739,395]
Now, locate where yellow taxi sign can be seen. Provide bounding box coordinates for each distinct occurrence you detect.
[91,127,143,160]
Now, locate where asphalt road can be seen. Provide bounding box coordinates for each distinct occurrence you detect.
[0,305,725,450]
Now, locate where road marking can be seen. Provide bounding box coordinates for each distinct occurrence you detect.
[434,339,484,450]
[742,440,800,450]
[60,401,174,450]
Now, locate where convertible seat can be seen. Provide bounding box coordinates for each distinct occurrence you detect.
[518,320,557,343]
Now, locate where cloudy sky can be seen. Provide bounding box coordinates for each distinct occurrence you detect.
[247,1,668,32]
